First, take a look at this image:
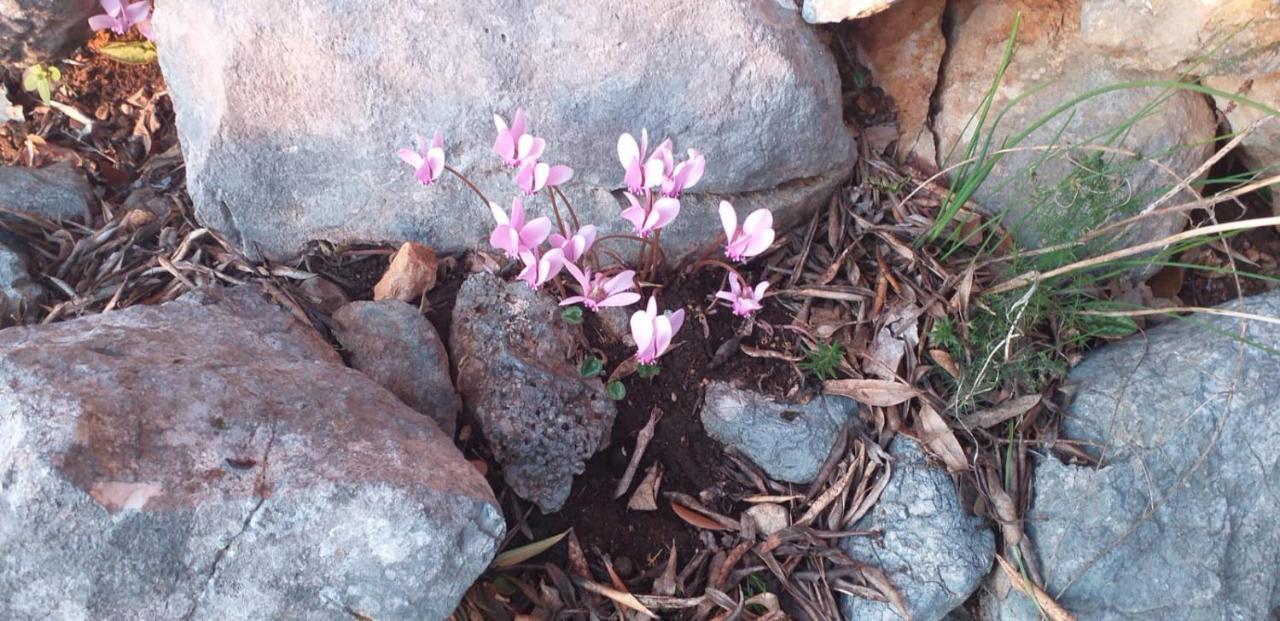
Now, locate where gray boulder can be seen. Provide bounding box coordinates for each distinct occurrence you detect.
[700,380,859,484]
[153,0,854,259]
[450,272,616,513]
[983,290,1280,621]
[935,1,1215,250]
[0,163,94,221]
[0,0,99,65]
[333,299,462,436]
[802,0,903,23]
[842,437,995,621]
[0,286,503,621]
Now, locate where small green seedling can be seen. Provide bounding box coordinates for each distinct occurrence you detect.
[799,342,845,381]
[579,356,603,378]
[560,306,584,325]
[22,64,61,105]
[606,380,626,401]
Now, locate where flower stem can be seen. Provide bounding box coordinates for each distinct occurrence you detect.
[689,258,745,282]
[444,165,491,208]
[548,187,568,238]
[553,186,581,231]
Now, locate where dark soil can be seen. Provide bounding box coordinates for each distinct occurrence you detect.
[527,268,806,568]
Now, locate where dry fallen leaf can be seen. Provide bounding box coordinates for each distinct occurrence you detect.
[959,394,1042,429]
[914,402,968,474]
[627,463,663,511]
[373,242,438,302]
[929,348,961,379]
[669,498,736,531]
[492,529,569,568]
[824,379,918,406]
[995,555,1077,621]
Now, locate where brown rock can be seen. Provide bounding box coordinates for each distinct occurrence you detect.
[0,286,502,620]
[373,241,437,302]
[852,0,946,167]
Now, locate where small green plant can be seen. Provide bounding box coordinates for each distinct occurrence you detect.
[21,64,60,105]
[799,342,844,381]
[605,380,626,401]
[579,356,603,378]
[560,306,584,325]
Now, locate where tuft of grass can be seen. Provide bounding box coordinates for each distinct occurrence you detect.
[799,342,845,381]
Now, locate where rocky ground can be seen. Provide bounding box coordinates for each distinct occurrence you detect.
[3,1,1280,620]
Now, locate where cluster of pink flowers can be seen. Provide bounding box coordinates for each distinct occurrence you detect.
[88,0,153,40]
[398,109,777,368]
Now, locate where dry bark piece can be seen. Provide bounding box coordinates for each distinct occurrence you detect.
[824,378,918,406]
[373,241,437,302]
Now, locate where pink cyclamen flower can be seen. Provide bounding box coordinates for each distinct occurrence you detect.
[515,160,574,195]
[659,148,705,198]
[621,192,680,238]
[560,264,641,311]
[618,130,667,194]
[630,297,685,365]
[89,0,152,39]
[716,274,769,317]
[489,198,551,259]
[518,248,564,290]
[397,131,446,186]
[719,201,775,262]
[548,224,597,265]
[493,108,545,168]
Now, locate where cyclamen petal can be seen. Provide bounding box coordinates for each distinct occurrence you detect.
[720,202,776,262]
[630,297,683,364]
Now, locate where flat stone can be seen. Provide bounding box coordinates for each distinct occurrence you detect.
[1,0,99,64]
[935,1,1216,251]
[982,289,1280,621]
[700,380,859,484]
[333,299,461,435]
[153,0,854,259]
[450,271,616,513]
[0,286,503,620]
[842,437,995,621]
[802,0,904,23]
[0,162,94,221]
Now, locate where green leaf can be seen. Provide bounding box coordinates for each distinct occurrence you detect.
[1079,313,1138,339]
[491,576,518,596]
[47,66,61,81]
[560,306,584,325]
[493,529,570,568]
[579,356,603,378]
[37,81,51,105]
[22,67,39,92]
[637,363,661,379]
[99,41,158,65]
[606,380,626,401]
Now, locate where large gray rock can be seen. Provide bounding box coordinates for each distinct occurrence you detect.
[333,300,462,436]
[984,289,1280,620]
[450,272,616,513]
[0,163,94,221]
[700,380,859,484]
[153,0,855,259]
[0,0,99,65]
[0,287,503,621]
[802,0,903,23]
[935,1,1216,250]
[842,437,995,621]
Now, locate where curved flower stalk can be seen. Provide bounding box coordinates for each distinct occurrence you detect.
[489,198,551,259]
[493,108,545,168]
[621,192,680,238]
[89,0,152,40]
[518,248,564,290]
[398,131,446,186]
[516,160,574,195]
[719,201,775,262]
[549,224,597,266]
[560,264,640,311]
[630,297,684,365]
[716,273,769,317]
[618,130,667,194]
